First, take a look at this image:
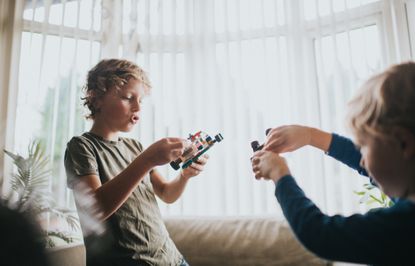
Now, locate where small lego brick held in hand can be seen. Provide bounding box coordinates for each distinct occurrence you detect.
[250,128,271,152]
[170,131,224,170]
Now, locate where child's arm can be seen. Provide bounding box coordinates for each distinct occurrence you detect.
[326,133,368,176]
[264,125,368,177]
[264,125,332,153]
[251,152,412,264]
[274,175,412,264]
[73,138,184,220]
[150,155,208,203]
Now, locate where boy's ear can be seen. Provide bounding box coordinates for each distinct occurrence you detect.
[94,98,102,110]
[393,127,415,159]
[93,93,103,110]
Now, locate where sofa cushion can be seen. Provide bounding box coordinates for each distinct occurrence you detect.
[47,243,86,266]
[164,217,328,266]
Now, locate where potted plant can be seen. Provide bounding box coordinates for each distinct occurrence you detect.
[2,140,80,248]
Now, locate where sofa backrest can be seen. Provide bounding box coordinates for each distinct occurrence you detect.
[164,217,329,266]
[45,217,329,266]
[47,243,86,266]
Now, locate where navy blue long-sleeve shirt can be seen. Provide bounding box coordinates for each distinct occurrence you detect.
[275,133,415,265]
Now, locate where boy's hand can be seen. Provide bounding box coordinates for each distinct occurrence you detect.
[143,138,185,166]
[180,154,209,179]
[251,150,290,182]
[264,125,311,153]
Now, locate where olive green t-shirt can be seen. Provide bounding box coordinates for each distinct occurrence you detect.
[64,132,183,265]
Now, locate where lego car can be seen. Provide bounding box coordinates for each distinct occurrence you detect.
[170,131,224,170]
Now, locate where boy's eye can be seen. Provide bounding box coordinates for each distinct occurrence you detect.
[120,95,143,104]
[121,95,133,100]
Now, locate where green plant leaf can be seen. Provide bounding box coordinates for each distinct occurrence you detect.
[3,140,80,248]
[354,191,366,196]
[356,182,394,209]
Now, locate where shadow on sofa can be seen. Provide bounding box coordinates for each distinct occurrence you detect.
[164,216,330,266]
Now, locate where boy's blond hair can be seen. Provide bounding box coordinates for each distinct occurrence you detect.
[347,62,415,139]
[82,59,151,119]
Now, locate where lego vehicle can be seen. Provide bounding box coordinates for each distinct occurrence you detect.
[251,128,271,152]
[170,131,224,170]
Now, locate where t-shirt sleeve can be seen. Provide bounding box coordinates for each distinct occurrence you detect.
[64,137,99,189]
[135,140,144,153]
[135,140,155,175]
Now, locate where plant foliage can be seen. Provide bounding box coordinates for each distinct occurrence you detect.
[354,182,394,208]
[2,141,80,247]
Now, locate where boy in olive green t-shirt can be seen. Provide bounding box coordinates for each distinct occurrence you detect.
[65,59,208,266]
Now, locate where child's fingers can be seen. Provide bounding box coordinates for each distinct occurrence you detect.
[189,162,204,171]
[195,155,209,165]
[253,150,266,157]
[251,156,260,165]
[254,170,263,180]
[172,149,183,158]
[264,138,284,152]
[165,138,187,158]
[166,138,186,149]
[266,129,282,141]
[166,137,185,142]
[251,164,260,173]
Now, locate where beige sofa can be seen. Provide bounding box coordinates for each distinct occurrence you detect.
[48,217,328,266]
[48,243,86,266]
[165,217,328,266]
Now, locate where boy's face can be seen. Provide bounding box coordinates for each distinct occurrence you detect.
[95,79,148,133]
[357,132,409,198]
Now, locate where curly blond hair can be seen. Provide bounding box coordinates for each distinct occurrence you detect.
[347,61,415,139]
[82,59,151,119]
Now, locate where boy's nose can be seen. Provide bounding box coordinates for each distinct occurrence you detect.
[131,100,141,112]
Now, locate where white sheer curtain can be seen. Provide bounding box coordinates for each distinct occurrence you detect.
[119,0,413,217]
[9,0,102,212]
[3,0,414,224]
[0,0,30,196]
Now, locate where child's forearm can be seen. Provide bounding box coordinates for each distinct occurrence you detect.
[308,127,333,152]
[158,172,190,204]
[94,154,154,220]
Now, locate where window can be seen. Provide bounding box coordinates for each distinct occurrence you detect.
[6,0,413,221]
[16,0,102,208]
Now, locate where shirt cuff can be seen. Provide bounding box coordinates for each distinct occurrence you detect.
[326,133,345,156]
[274,174,295,189]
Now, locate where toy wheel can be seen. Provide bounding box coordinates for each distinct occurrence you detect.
[251,141,260,152]
[215,133,223,142]
[170,161,181,170]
